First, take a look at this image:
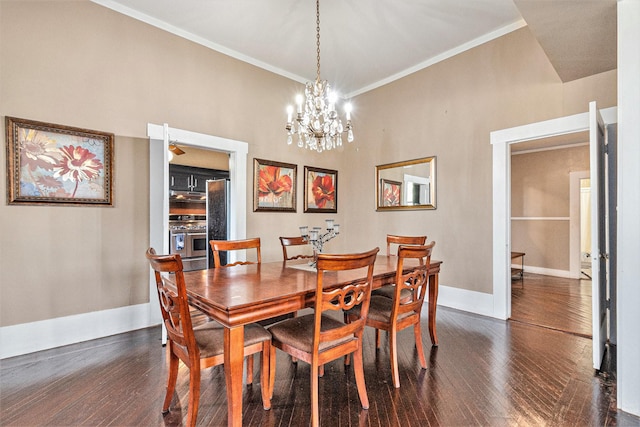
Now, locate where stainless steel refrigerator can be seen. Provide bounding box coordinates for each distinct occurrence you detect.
[206,179,230,268]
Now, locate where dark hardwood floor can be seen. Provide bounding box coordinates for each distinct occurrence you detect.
[2,304,638,426]
[511,272,593,338]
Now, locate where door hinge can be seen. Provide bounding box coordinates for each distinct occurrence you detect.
[605,299,611,309]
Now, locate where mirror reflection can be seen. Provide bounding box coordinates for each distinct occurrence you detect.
[376,157,436,210]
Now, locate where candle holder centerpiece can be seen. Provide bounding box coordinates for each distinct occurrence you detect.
[299,219,340,267]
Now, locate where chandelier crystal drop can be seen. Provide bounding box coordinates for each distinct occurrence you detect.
[286,0,353,153]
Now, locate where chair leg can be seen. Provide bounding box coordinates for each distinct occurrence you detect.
[246,354,254,385]
[414,322,427,369]
[311,361,320,427]
[260,343,271,410]
[186,364,201,427]
[269,345,277,399]
[353,339,370,409]
[389,329,400,388]
[163,349,179,413]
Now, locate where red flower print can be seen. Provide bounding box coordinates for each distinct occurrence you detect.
[258,166,292,198]
[311,174,335,208]
[383,184,400,206]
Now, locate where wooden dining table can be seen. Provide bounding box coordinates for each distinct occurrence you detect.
[173,255,442,427]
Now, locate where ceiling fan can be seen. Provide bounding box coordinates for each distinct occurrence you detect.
[168,142,185,155]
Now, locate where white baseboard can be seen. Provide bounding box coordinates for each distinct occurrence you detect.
[0,303,160,359]
[433,284,496,318]
[2,285,500,359]
[519,265,579,279]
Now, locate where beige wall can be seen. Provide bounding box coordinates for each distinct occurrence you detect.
[511,146,590,271]
[169,147,229,170]
[563,69,618,115]
[340,27,566,293]
[0,0,617,327]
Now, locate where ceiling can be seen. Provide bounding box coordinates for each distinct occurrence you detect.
[93,0,616,99]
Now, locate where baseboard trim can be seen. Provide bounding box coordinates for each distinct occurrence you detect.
[3,284,500,359]
[434,284,496,318]
[520,265,579,279]
[0,303,160,359]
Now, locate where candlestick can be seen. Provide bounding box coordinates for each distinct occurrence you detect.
[299,220,340,267]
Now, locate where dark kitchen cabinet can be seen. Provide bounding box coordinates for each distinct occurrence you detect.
[169,165,229,192]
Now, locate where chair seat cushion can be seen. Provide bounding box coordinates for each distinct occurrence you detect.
[194,322,271,358]
[268,314,354,353]
[347,295,414,324]
[371,284,412,300]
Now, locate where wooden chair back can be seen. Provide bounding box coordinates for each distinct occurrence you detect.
[210,237,261,268]
[386,234,427,256]
[279,236,313,261]
[269,247,379,426]
[313,247,380,355]
[392,242,436,319]
[145,248,196,357]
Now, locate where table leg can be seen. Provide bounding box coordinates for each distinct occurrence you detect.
[224,325,244,427]
[428,273,439,346]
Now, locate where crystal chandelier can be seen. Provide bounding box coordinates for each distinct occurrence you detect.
[286,0,353,153]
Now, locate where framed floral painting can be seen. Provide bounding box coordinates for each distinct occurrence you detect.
[5,117,114,206]
[381,179,401,207]
[304,166,337,213]
[253,158,297,212]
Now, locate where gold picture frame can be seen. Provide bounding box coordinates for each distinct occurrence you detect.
[253,158,297,212]
[304,166,337,213]
[6,116,114,206]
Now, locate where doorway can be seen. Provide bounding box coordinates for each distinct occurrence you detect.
[147,123,248,322]
[509,148,592,337]
[491,105,617,370]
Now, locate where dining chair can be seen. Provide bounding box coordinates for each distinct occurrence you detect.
[279,236,314,262]
[268,247,380,427]
[210,237,261,268]
[145,248,271,427]
[373,234,427,297]
[367,235,427,346]
[347,242,435,388]
[210,237,288,370]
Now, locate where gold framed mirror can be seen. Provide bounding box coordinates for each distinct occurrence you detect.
[376,156,436,210]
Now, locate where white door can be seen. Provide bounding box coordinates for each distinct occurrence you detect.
[589,101,607,370]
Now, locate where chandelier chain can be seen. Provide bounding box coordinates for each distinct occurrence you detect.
[285,0,354,153]
[316,0,321,83]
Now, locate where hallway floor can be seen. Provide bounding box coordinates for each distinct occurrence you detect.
[511,272,592,338]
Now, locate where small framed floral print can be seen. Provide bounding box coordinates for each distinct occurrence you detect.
[381,179,401,207]
[304,166,337,213]
[5,117,114,206]
[253,158,297,212]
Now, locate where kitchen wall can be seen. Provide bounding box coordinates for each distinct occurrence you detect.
[0,1,616,329]
[170,147,229,170]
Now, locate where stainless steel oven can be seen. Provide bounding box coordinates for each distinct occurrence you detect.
[169,215,207,271]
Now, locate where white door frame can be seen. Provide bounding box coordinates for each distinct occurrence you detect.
[147,123,248,324]
[490,107,617,321]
